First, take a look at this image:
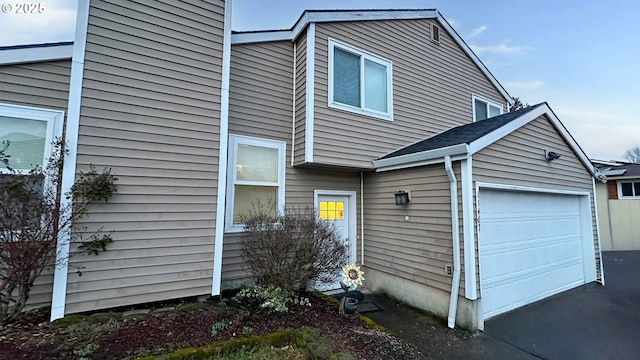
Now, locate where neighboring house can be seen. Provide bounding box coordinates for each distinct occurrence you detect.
[592,160,640,250]
[0,0,603,330]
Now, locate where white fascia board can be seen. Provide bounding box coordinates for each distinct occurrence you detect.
[435,12,511,105]
[233,9,439,44]
[469,106,547,156]
[0,44,72,65]
[542,105,598,177]
[599,169,627,176]
[469,104,597,177]
[231,30,292,44]
[373,143,469,172]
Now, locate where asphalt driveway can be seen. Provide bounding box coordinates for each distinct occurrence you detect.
[484,251,640,360]
[365,251,640,359]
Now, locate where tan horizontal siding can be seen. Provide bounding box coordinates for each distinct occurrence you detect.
[294,31,308,165]
[0,59,72,310]
[67,0,225,314]
[312,19,506,169]
[473,115,601,287]
[226,40,360,285]
[363,164,464,294]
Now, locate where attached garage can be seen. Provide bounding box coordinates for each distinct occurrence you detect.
[478,188,597,319]
[369,103,603,330]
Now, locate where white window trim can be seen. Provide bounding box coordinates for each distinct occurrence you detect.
[472,95,503,122]
[328,38,393,121]
[225,134,286,233]
[0,103,64,175]
[617,180,640,199]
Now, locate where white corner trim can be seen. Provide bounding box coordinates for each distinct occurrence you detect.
[291,41,297,167]
[461,157,477,300]
[50,0,90,322]
[373,144,468,172]
[0,43,73,65]
[212,0,233,296]
[592,177,605,285]
[304,23,315,163]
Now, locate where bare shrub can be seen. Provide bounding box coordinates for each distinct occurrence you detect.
[240,204,347,290]
[0,138,117,324]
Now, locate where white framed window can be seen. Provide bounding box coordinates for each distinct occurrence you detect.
[618,180,640,199]
[226,135,286,232]
[0,103,64,231]
[328,39,393,121]
[0,103,64,174]
[472,95,503,122]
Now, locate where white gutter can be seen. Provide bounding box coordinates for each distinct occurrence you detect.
[360,172,365,265]
[373,143,468,172]
[444,155,461,329]
[50,0,90,322]
[212,0,233,295]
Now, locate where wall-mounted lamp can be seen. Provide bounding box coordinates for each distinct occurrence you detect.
[395,190,410,205]
[545,151,561,162]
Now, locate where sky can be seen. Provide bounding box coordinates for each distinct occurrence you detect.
[1,0,637,161]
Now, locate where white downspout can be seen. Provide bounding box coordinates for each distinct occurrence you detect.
[360,171,364,265]
[445,156,461,329]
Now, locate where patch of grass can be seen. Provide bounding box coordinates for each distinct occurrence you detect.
[177,302,203,313]
[357,314,386,331]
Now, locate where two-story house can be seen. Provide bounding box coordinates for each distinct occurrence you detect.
[0,0,603,330]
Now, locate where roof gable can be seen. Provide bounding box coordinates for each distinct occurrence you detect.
[381,105,542,159]
[373,103,597,178]
[231,9,511,104]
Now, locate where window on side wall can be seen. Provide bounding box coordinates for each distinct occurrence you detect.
[473,95,503,122]
[329,39,393,121]
[0,103,64,229]
[619,181,640,198]
[226,135,286,232]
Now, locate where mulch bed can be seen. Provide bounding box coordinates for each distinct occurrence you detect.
[0,293,424,360]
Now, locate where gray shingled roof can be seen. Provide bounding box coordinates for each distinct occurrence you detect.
[608,164,640,177]
[380,103,544,159]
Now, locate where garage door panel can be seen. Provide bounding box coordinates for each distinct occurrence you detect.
[479,190,586,319]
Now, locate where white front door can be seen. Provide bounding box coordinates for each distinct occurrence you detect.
[315,193,355,291]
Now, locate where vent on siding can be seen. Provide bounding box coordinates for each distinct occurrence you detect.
[431,23,441,43]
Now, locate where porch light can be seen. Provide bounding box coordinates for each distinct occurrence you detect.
[395,191,410,205]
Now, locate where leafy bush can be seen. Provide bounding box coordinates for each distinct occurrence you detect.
[240,205,347,290]
[233,285,311,316]
[0,138,118,324]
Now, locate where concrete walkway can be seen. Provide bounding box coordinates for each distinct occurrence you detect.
[362,251,640,359]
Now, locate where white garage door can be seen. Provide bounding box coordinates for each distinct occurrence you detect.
[479,189,588,319]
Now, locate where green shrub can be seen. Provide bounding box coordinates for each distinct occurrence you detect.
[233,285,310,315]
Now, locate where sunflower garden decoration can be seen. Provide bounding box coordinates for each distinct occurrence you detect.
[339,264,364,315]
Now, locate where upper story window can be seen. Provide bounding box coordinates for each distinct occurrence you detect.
[473,95,503,122]
[226,134,286,232]
[328,39,393,121]
[619,181,640,198]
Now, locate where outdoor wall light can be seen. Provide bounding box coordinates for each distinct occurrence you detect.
[395,191,410,205]
[545,151,561,162]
